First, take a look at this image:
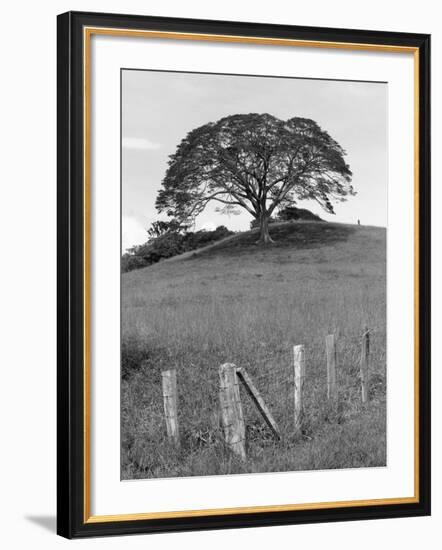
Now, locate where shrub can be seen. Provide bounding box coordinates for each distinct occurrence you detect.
[147,220,182,239]
[277,206,323,222]
[121,254,148,273]
[122,225,234,272]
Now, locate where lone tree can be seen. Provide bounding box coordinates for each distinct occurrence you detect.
[156,113,354,244]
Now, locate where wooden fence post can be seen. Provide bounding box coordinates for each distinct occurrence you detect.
[360,329,370,403]
[293,345,305,431]
[161,369,180,447]
[326,334,337,400]
[236,367,281,440]
[219,363,246,460]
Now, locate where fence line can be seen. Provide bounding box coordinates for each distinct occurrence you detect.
[158,328,376,455]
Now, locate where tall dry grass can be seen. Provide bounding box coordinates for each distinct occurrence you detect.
[121,222,386,479]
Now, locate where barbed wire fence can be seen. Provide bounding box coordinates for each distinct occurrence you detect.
[152,326,386,461]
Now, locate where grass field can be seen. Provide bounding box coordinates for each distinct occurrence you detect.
[121,221,386,479]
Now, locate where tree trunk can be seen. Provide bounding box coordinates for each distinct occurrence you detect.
[256,214,274,245]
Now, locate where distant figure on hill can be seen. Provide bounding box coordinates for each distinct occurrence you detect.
[357,219,361,225]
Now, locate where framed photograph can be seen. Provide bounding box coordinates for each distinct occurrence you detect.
[57,11,431,538]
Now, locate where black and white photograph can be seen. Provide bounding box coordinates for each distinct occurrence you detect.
[0,0,435,544]
[121,69,387,480]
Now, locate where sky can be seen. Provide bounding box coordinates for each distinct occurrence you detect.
[122,69,387,251]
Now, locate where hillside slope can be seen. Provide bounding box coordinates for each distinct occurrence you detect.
[121,222,386,479]
[123,221,385,295]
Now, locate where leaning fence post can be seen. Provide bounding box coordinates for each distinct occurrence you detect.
[360,329,370,403]
[236,367,281,440]
[293,345,305,431]
[326,334,337,400]
[219,363,246,461]
[161,369,180,447]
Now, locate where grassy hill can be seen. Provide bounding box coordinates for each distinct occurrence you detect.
[121,222,386,479]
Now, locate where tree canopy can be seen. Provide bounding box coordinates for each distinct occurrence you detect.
[156,113,354,243]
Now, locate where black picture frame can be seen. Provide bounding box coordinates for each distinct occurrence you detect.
[57,10,431,539]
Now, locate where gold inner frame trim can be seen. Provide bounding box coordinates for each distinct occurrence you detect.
[83,26,420,524]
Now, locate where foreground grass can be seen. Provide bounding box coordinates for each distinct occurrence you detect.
[121,222,386,479]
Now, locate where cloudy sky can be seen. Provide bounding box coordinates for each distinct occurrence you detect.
[122,69,387,251]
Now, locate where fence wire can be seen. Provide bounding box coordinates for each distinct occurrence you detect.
[155,326,386,446]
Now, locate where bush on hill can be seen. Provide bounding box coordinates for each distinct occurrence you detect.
[122,225,234,273]
[121,254,149,273]
[249,207,323,229]
[277,206,323,222]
